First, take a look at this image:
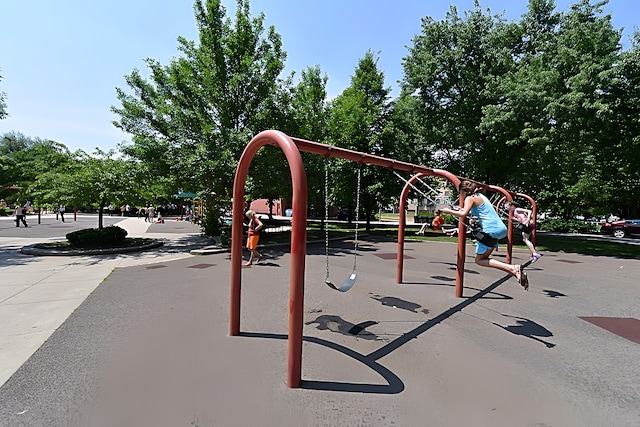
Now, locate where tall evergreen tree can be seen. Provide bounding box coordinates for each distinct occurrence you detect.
[326,50,395,229]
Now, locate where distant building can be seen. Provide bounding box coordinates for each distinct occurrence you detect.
[249,198,285,216]
[408,185,455,215]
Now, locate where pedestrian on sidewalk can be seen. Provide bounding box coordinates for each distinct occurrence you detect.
[147,205,155,223]
[58,204,66,222]
[13,204,28,227]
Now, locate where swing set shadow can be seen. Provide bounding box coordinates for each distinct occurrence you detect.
[229,130,537,387]
[239,274,512,394]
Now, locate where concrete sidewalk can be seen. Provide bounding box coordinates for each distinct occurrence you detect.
[0,214,214,388]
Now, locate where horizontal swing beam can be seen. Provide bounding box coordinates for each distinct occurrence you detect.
[281,136,443,175]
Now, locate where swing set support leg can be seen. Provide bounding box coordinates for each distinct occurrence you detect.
[229,130,307,388]
[396,171,465,297]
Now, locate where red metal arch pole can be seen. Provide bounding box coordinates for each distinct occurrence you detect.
[230,130,308,388]
[396,172,463,296]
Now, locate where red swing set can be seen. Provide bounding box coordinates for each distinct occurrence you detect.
[230,130,536,387]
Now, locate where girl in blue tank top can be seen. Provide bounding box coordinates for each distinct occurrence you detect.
[440,180,529,291]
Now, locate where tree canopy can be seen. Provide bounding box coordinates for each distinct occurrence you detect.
[401,0,639,218]
[112,0,287,204]
[0,69,7,120]
[3,0,639,224]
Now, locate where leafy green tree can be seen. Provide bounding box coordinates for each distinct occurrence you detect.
[402,2,514,181]
[601,32,640,218]
[248,65,330,218]
[0,69,7,120]
[112,0,286,206]
[29,150,141,228]
[1,132,72,204]
[326,50,395,229]
[402,0,628,219]
[291,66,330,218]
[535,0,621,218]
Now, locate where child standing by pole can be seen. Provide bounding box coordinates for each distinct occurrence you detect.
[244,210,264,266]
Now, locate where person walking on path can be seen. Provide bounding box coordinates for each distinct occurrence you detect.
[244,210,264,266]
[505,201,541,263]
[440,180,529,290]
[13,204,28,227]
[58,205,66,222]
[147,205,155,223]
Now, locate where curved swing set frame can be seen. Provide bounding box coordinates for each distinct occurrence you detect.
[230,130,537,388]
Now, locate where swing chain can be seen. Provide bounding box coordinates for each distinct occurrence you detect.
[353,165,361,271]
[324,158,331,282]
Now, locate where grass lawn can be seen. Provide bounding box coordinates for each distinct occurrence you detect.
[534,234,640,259]
[261,224,640,259]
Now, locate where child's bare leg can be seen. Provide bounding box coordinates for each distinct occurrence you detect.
[245,249,255,265]
[475,250,519,276]
[475,250,528,290]
[522,233,537,256]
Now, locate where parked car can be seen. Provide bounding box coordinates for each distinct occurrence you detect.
[600,219,640,238]
[336,208,353,221]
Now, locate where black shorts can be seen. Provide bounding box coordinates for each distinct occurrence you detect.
[519,224,534,234]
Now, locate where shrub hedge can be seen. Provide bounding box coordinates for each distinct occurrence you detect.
[66,225,128,247]
[537,219,599,234]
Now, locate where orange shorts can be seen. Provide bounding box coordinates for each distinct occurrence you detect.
[247,235,260,250]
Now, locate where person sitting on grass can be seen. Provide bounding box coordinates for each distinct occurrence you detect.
[416,210,445,235]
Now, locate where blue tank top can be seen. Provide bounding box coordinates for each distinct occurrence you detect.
[470,193,507,238]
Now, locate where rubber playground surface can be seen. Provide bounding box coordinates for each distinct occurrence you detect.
[0,216,639,426]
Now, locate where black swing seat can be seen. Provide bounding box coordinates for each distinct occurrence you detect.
[325,272,357,292]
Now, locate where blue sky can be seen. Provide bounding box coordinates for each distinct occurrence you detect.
[1,0,637,153]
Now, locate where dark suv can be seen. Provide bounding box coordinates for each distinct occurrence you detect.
[600,219,640,238]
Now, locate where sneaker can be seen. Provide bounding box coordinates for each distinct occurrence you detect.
[531,253,541,263]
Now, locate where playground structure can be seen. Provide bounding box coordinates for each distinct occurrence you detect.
[230,130,536,387]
